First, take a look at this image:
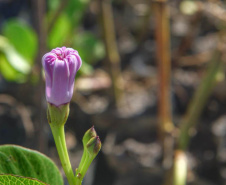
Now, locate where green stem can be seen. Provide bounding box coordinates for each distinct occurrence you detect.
[75,149,91,185]
[74,150,87,185]
[50,125,76,185]
[178,49,223,150]
[75,172,82,185]
[77,148,87,174]
[75,176,82,185]
[75,154,94,185]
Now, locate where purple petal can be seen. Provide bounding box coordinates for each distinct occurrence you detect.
[42,47,82,106]
[49,59,70,106]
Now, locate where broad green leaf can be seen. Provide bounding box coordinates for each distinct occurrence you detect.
[0,36,31,82]
[48,13,71,49]
[0,145,63,185]
[3,46,30,74]
[2,19,38,63]
[0,54,26,82]
[0,174,47,185]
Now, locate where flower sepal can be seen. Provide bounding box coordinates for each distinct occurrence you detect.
[75,126,101,184]
[86,136,101,158]
[82,126,97,146]
[47,102,70,127]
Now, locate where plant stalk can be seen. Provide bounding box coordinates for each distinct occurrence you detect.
[75,176,82,185]
[172,47,223,185]
[99,0,122,107]
[178,49,223,150]
[50,125,76,185]
[152,0,174,167]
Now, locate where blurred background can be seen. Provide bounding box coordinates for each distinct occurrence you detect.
[0,0,226,184]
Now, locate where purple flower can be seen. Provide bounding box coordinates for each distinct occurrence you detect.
[42,47,82,106]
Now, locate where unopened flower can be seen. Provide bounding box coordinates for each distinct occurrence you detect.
[86,136,101,156]
[83,126,97,146]
[76,134,101,180]
[42,47,82,106]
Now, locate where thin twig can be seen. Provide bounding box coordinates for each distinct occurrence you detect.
[152,0,174,167]
[178,47,223,150]
[171,44,224,185]
[99,0,123,108]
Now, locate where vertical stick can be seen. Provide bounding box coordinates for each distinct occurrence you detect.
[172,46,223,185]
[178,49,223,150]
[152,0,174,166]
[99,0,122,107]
[32,0,47,153]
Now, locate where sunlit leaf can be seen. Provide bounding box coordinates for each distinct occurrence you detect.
[0,36,30,73]
[3,46,30,74]
[2,19,38,63]
[0,175,47,185]
[0,54,26,82]
[0,145,63,185]
[0,36,31,82]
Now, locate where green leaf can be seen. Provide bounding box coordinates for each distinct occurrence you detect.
[0,174,47,185]
[73,32,105,64]
[0,145,63,185]
[0,54,26,82]
[48,13,71,49]
[0,36,31,82]
[2,19,38,63]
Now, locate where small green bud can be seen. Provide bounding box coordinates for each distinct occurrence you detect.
[76,132,101,182]
[83,126,97,146]
[47,102,69,127]
[86,136,101,157]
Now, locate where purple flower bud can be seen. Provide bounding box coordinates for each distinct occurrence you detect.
[42,47,82,106]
